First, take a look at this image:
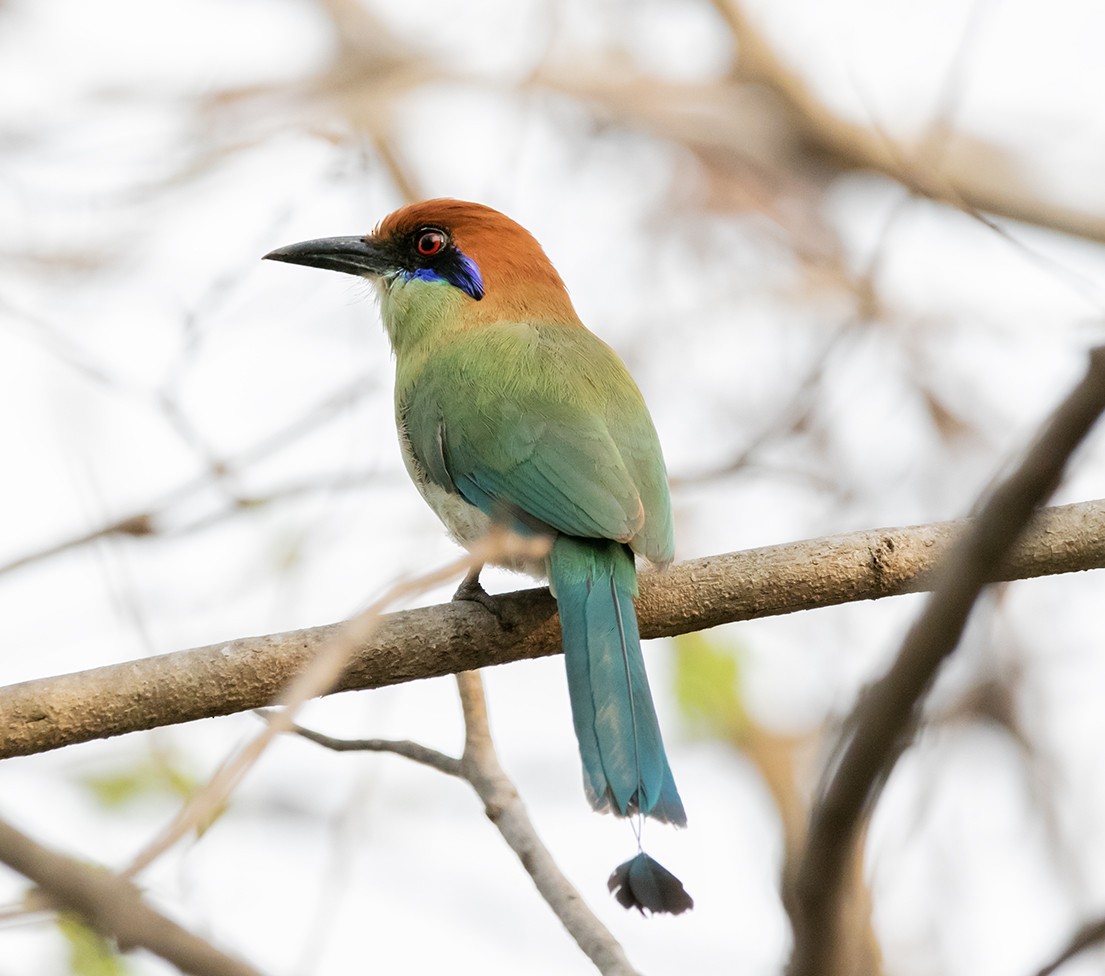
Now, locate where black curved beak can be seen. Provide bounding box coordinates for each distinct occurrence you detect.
[263,236,394,278]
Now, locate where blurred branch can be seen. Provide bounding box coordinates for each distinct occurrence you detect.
[0,375,377,578]
[786,345,1105,976]
[266,677,641,976]
[740,727,883,976]
[3,495,1105,760]
[120,531,548,881]
[0,511,158,576]
[0,816,263,976]
[672,305,857,488]
[710,0,1105,244]
[1035,914,1105,976]
[185,0,429,203]
[538,1,1105,248]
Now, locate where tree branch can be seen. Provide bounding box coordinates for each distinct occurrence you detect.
[709,0,1105,245]
[1035,913,1105,976]
[118,532,547,882]
[257,709,461,776]
[2,497,1104,761]
[454,671,640,976]
[0,376,377,579]
[786,346,1105,976]
[269,681,641,975]
[0,816,264,976]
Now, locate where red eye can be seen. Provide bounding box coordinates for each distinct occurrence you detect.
[416,230,445,256]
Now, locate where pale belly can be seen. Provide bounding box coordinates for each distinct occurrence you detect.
[397,424,548,577]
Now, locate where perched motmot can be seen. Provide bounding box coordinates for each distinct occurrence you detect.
[265,200,691,914]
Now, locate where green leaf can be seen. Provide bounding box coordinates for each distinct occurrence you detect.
[81,749,200,810]
[672,631,747,740]
[57,915,134,976]
[80,748,229,837]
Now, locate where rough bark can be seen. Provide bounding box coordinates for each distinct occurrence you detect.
[1,498,1103,761]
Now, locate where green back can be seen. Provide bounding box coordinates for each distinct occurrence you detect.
[396,318,673,565]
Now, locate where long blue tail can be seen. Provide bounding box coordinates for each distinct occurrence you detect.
[549,536,686,826]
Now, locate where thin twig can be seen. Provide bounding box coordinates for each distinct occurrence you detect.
[256,708,460,775]
[0,816,264,976]
[672,320,856,487]
[122,531,548,881]
[787,346,1105,976]
[0,375,376,579]
[455,671,640,976]
[272,680,640,975]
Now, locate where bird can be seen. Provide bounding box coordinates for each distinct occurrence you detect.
[265,199,692,914]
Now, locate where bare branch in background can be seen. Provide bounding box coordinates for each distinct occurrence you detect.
[741,725,883,976]
[121,531,548,881]
[455,670,641,976]
[786,346,1105,976]
[0,375,378,578]
[257,709,461,775]
[1035,914,1105,976]
[264,678,642,976]
[183,0,433,202]
[1,496,1104,761]
[528,1,1105,257]
[709,0,1105,244]
[0,816,264,976]
[674,192,905,488]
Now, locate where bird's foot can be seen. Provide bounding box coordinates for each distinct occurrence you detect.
[453,566,516,631]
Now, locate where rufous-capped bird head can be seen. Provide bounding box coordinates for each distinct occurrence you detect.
[264,199,580,330]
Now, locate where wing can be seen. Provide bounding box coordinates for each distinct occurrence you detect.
[399,322,673,563]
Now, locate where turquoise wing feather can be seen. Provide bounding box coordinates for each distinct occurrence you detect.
[398,318,685,827]
[398,321,673,562]
[552,536,685,825]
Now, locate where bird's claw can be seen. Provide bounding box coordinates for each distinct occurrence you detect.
[453,567,517,631]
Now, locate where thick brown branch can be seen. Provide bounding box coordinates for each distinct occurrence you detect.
[787,346,1105,976]
[1,498,1104,761]
[0,816,263,976]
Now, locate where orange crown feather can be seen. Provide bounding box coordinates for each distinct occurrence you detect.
[375,199,580,323]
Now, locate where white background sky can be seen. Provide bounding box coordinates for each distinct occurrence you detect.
[2,0,1105,973]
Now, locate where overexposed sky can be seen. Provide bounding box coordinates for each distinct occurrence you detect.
[2,1,1105,974]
